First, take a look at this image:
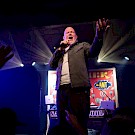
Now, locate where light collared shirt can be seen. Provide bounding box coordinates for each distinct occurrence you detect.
[60,46,71,85]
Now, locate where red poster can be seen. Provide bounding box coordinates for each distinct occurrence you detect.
[89,68,118,108]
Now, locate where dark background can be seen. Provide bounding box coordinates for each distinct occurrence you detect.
[0,1,135,135]
[0,0,134,27]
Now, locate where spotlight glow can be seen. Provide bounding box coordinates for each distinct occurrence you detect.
[124,56,129,61]
[32,62,36,66]
[20,63,24,67]
[97,59,101,63]
[97,19,134,64]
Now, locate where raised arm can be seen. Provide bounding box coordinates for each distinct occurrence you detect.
[89,18,110,57]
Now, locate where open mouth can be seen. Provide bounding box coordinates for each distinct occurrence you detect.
[69,37,73,39]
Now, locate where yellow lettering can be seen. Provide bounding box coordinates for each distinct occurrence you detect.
[99,82,107,88]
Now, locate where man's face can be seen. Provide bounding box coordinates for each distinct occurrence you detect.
[63,27,78,45]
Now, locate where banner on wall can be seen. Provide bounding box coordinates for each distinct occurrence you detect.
[89,68,118,108]
[47,67,118,108]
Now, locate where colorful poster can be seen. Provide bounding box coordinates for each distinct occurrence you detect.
[47,68,118,107]
[89,68,118,108]
[47,70,57,104]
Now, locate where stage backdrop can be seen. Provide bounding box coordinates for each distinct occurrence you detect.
[47,67,118,108]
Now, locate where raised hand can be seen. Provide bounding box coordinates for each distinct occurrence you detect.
[95,18,110,39]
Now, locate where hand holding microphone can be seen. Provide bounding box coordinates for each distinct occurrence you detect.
[58,39,70,51]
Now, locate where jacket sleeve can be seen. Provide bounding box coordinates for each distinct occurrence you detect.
[49,49,64,68]
[84,36,103,58]
[89,36,103,57]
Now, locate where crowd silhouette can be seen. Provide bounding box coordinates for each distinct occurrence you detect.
[0,107,23,135]
[101,106,135,135]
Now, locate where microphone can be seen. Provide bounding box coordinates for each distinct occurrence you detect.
[60,37,73,48]
[60,43,69,48]
[54,43,68,50]
[54,37,73,50]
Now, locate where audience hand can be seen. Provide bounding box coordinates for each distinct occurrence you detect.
[0,45,14,68]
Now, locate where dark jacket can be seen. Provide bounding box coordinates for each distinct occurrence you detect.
[49,36,103,90]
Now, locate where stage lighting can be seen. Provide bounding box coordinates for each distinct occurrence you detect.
[97,59,101,63]
[32,62,36,66]
[20,64,24,67]
[124,56,129,61]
